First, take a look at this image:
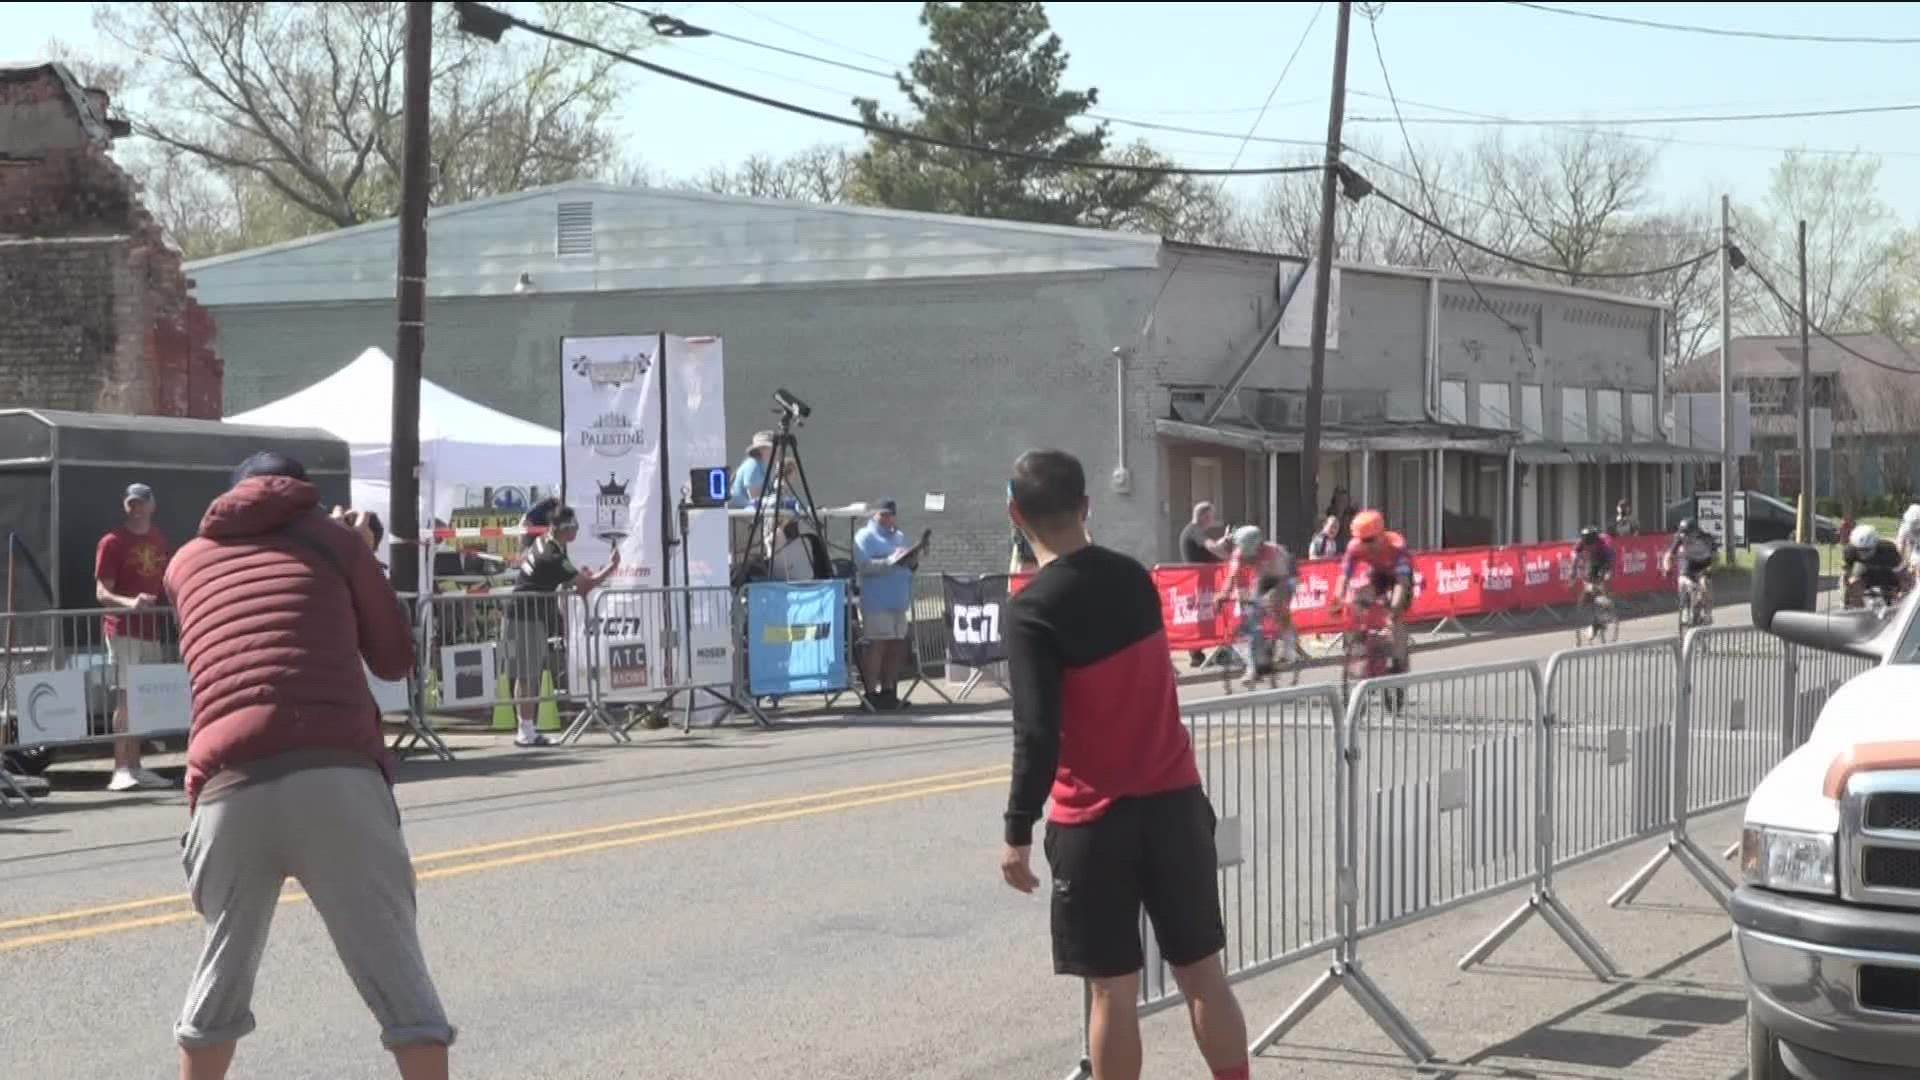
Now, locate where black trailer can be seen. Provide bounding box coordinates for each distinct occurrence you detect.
[0,409,350,613]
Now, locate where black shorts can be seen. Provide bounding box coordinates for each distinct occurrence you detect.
[1042,785,1225,978]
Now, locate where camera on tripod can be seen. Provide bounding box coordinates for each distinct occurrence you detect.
[772,388,811,423]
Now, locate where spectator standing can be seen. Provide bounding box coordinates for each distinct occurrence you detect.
[1177,502,1233,667]
[95,481,172,791]
[728,431,776,508]
[1000,449,1250,1080]
[1612,500,1639,537]
[1306,515,1341,561]
[164,452,454,1080]
[855,499,915,710]
[505,506,618,748]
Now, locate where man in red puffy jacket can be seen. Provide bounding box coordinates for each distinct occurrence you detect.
[164,452,454,1080]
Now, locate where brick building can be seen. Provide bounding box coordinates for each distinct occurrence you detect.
[185,181,1697,567]
[0,62,220,418]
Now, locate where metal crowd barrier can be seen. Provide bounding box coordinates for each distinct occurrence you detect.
[1057,619,1887,1072]
[575,585,764,739]
[1,607,189,807]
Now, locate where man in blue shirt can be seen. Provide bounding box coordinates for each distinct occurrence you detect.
[855,499,916,709]
[728,431,775,508]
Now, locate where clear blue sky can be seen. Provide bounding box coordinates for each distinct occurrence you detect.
[15,1,1920,221]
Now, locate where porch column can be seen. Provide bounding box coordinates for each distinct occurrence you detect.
[1361,448,1373,507]
[1267,450,1280,541]
[1506,447,1517,544]
[1435,447,1447,548]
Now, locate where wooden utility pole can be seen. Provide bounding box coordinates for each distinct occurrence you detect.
[1719,194,1734,564]
[1797,218,1813,543]
[391,1,432,592]
[1299,0,1353,547]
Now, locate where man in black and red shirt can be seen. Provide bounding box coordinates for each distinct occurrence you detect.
[999,449,1250,1080]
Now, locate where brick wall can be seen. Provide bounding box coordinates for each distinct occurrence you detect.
[0,64,221,418]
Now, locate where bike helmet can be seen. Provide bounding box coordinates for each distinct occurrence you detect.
[1350,509,1386,541]
[1232,525,1264,554]
[1904,504,1920,528]
[1579,525,1601,542]
[1678,517,1697,534]
[1851,523,1880,550]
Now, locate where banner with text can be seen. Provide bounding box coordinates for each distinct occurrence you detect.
[663,335,733,694]
[941,574,1012,668]
[746,580,850,697]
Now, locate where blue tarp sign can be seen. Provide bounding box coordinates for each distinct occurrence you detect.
[746,580,850,697]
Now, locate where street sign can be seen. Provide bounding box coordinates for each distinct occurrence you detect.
[1696,491,1747,548]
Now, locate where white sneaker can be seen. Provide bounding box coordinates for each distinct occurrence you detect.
[108,769,141,792]
[131,767,173,789]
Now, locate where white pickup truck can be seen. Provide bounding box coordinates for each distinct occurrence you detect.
[1739,542,1920,1079]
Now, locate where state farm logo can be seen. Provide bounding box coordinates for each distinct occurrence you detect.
[1621,550,1650,575]
[1484,560,1515,592]
[1169,586,1217,626]
[1523,555,1556,587]
[1434,561,1474,595]
[1291,576,1332,610]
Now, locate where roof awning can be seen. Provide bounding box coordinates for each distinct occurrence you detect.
[1156,418,1517,455]
[1514,442,1719,466]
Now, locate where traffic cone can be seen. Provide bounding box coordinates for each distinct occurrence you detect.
[535,670,562,732]
[491,672,516,731]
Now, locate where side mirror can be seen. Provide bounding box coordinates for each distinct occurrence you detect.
[1754,541,1894,661]
[1751,542,1818,632]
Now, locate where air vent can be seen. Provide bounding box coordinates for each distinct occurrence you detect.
[1868,793,1920,832]
[556,201,594,256]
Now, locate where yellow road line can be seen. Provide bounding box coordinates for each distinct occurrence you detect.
[0,763,1008,935]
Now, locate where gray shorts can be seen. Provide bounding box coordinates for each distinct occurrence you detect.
[175,765,455,1050]
[861,606,909,641]
[502,615,551,682]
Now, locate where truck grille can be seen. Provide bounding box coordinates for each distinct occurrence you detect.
[1866,793,1920,831]
[1862,847,1920,890]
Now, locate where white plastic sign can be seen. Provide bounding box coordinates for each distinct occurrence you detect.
[366,664,411,715]
[14,670,88,744]
[126,663,192,735]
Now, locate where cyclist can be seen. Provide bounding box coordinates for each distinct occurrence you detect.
[1660,518,1719,622]
[1898,504,1920,572]
[1573,525,1616,598]
[1331,509,1414,675]
[1843,523,1909,610]
[1224,525,1297,686]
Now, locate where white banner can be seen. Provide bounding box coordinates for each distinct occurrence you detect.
[561,333,728,704]
[15,670,88,744]
[561,335,664,586]
[126,663,192,734]
[664,334,733,694]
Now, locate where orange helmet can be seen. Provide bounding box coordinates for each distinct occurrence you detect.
[1350,509,1386,541]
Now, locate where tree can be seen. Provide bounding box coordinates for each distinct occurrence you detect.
[93,1,637,251]
[1733,151,1912,337]
[847,1,1163,227]
[1473,131,1659,286]
[689,144,855,204]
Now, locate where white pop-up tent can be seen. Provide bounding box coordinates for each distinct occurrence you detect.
[226,348,560,540]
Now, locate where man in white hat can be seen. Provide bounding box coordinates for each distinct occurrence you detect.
[728,431,778,508]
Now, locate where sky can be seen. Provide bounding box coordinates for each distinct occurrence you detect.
[14,1,1920,225]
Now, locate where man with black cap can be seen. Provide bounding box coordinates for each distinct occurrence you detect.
[854,499,915,709]
[95,481,172,791]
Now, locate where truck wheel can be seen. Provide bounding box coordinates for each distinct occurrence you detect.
[1746,1006,1788,1080]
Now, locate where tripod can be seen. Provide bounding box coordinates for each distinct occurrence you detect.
[735,407,826,586]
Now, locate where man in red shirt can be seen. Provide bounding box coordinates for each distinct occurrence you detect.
[1000,449,1250,1080]
[95,482,172,791]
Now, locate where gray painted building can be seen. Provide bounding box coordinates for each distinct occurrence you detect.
[188,182,1706,568]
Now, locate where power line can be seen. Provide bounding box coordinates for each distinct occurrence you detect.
[1735,252,1920,376]
[1503,2,1920,46]
[609,2,1326,151]
[460,4,1330,178]
[722,0,900,67]
[1228,2,1326,170]
[1349,100,1920,128]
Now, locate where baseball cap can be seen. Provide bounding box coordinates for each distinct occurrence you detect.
[874,498,898,514]
[124,483,154,504]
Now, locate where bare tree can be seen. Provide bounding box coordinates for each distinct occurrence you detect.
[687,145,855,204]
[1850,368,1920,502]
[1733,152,1910,336]
[94,1,637,247]
[1473,130,1658,286]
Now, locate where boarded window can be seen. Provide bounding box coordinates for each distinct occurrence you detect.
[1561,387,1590,441]
[1521,384,1544,439]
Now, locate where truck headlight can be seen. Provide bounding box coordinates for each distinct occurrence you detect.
[1741,826,1837,896]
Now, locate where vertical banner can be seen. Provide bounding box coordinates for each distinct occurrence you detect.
[941,574,1012,668]
[663,335,733,694]
[561,334,663,703]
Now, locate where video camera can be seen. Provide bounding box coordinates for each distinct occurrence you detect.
[772,388,811,421]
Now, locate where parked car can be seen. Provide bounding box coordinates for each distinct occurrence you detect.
[1738,542,1918,1078]
[1664,491,1840,546]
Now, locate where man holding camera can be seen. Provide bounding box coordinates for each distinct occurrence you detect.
[165,452,454,1080]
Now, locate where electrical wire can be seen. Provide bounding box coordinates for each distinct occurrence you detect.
[476,5,1324,177]
[1361,10,1534,353]
[1228,2,1325,170]
[1349,100,1920,128]
[607,1,1328,152]
[1503,2,1920,46]
[1736,255,1920,376]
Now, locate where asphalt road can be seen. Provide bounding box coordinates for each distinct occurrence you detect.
[0,600,1789,1079]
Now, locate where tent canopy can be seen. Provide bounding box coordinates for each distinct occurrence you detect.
[226,347,560,533]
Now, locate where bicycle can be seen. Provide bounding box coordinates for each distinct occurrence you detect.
[1338,598,1404,714]
[1223,585,1300,694]
[1573,577,1617,646]
[1676,571,1713,631]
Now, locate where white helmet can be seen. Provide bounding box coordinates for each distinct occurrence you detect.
[1232,525,1264,553]
[1851,524,1880,550]
[1903,504,1920,527]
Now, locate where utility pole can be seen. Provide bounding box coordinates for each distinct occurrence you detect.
[391,0,431,593]
[1719,194,1734,565]
[1299,0,1352,548]
[1797,218,1813,543]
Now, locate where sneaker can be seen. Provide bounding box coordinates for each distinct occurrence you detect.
[107,769,141,793]
[131,767,173,789]
[2,771,49,797]
[514,733,552,749]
